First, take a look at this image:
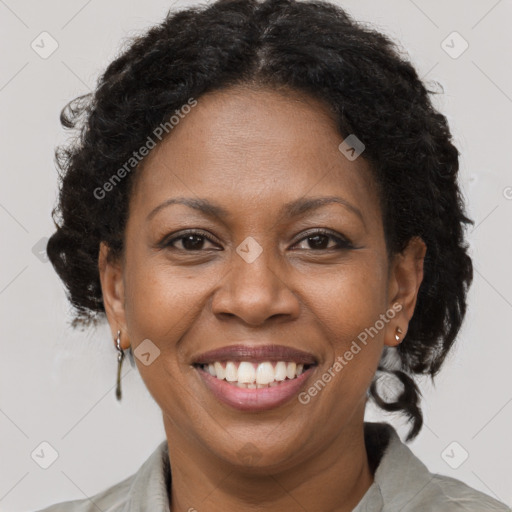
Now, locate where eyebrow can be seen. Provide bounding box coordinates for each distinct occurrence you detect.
[146,195,365,225]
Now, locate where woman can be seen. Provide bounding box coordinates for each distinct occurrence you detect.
[38,0,510,510]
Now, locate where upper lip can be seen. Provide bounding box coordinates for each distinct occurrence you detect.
[192,344,318,365]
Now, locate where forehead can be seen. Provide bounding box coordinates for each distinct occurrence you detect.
[129,85,381,225]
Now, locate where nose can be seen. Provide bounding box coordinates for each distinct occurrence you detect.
[211,244,301,326]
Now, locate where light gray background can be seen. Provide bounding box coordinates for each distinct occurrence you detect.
[1,0,511,510]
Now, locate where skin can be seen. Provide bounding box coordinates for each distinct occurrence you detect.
[99,84,426,511]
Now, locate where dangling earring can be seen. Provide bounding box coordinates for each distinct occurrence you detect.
[395,326,403,343]
[115,330,124,401]
[114,330,134,401]
[114,330,137,401]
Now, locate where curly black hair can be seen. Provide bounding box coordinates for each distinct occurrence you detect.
[47,0,474,441]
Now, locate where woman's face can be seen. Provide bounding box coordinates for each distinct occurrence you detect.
[100,85,425,471]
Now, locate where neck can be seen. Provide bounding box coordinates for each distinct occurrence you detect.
[163,412,375,512]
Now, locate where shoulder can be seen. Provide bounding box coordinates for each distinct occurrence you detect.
[34,440,171,512]
[417,473,511,511]
[363,422,511,512]
[34,473,133,512]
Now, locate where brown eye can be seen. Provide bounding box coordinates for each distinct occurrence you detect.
[162,230,220,251]
[293,229,353,251]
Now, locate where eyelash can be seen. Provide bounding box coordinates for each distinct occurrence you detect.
[161,228,354,252]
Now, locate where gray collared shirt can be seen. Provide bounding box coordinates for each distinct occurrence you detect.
[36,422,510,511]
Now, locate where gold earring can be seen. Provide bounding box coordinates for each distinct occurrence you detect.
[395,326,403,343]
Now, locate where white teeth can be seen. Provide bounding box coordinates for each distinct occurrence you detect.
[274,361,287,381]
[225,361,238,382]
[256,362,275,385]
[214,362,225,380]
[286,362,297,380]
[238,361,256,383]
[200,360,312,387]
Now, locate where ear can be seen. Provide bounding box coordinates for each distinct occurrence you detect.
[98,241,130,349]
[385,236,427,347]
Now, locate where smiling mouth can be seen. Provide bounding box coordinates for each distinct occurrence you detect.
[194,361,316,389]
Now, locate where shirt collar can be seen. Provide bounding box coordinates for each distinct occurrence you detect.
[120,422,426,512]
[353,422,433,512]
[121,439,171,512]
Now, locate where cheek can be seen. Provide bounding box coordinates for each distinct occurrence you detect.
[308,253,388,340]
[305,254,388,386]
[121,256,207,413]
[123,263,197,343]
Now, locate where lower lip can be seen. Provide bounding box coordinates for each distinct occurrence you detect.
[196,366,316,411]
